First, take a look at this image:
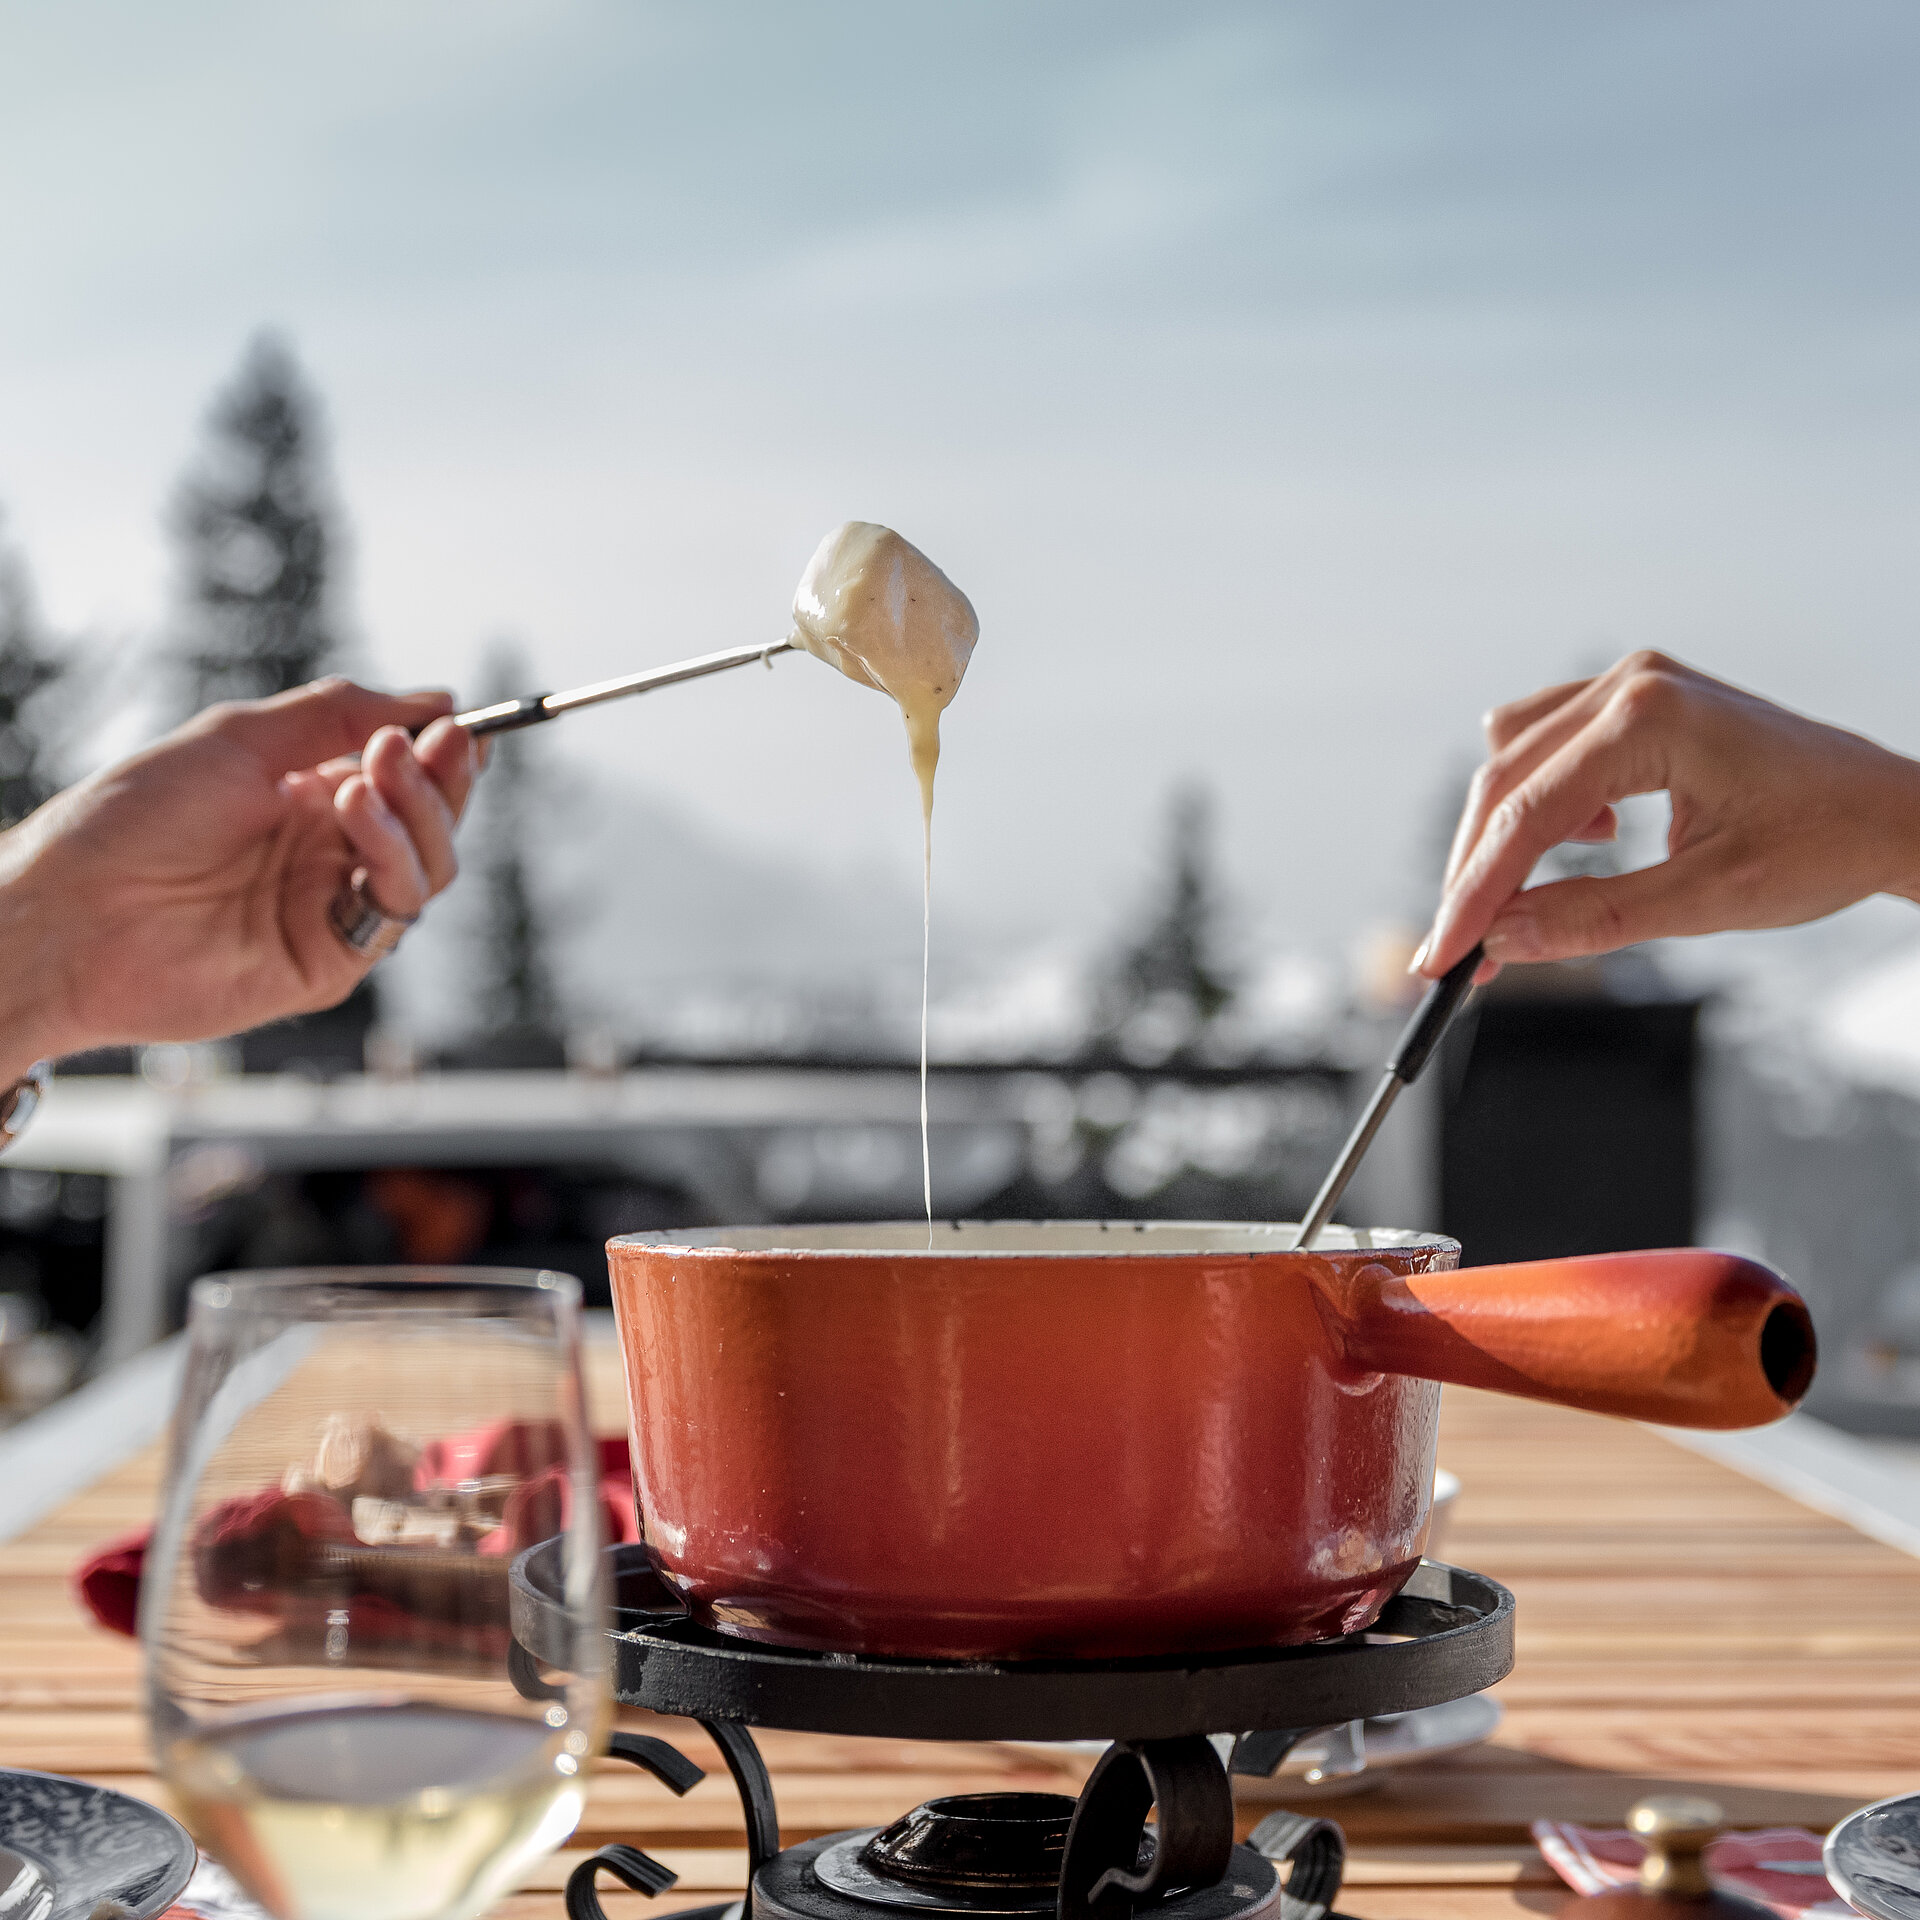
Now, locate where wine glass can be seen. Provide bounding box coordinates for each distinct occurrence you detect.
[143,1270,610,1920]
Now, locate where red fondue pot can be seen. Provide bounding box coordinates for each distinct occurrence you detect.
[606,1222,1813,1661]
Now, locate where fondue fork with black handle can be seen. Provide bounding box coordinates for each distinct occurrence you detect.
[1293,942,1484,1251]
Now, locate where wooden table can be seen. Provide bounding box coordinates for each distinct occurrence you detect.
[6,1345,1919,1920]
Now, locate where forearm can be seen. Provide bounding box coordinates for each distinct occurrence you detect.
[1873,745,1920,909]
[0,825,82,1085]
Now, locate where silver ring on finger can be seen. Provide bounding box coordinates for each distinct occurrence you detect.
[330,871,419,962]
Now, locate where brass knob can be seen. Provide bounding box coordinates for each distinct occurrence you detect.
[1628,1797,1725,1900]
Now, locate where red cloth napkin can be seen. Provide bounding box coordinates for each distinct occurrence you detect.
[1532,1820,1854,1920]
[76,1528,152,1636]
[193,1490,358,1614]
[74,1425,639,1638]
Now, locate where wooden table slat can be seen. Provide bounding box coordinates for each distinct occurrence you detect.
[5,1344,1918,1920]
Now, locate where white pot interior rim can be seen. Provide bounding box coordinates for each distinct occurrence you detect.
[608,1220,1459,1258]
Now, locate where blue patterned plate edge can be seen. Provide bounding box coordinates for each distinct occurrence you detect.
[1827,1792,1920,1920]
[0,1769,197,1920]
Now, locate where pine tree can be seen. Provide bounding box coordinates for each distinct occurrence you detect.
[168,334,344,713]
[1099,785,1236,1059]
[0,515,70,827]
[1117,786,1235,1017]
[164,336,375,1071]
[466,642,565,1055]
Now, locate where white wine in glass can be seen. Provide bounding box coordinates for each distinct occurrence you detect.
[144,1271,611,1920]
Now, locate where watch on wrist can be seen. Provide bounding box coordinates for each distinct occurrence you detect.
[0,1062,49,1152]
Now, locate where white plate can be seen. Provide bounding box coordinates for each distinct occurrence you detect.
[1267,1693,1504,1800]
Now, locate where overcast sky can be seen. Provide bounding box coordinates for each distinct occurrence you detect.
[2,1,1918,975]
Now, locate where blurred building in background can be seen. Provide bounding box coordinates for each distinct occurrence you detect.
[8,881,1920,1448]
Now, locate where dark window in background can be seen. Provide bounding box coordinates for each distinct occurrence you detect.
[1440,997,1699,1266]
[0,1168,109,1333]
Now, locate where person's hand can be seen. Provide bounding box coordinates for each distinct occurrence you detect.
[0,677,479,1078]
[1416,651,1920,981]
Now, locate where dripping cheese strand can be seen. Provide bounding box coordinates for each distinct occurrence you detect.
[788,523,979,1244]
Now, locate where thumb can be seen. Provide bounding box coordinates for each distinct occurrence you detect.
[1481,853,1727,965]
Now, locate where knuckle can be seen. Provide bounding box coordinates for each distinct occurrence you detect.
[1485,787,1537,845]
[1582,883,1631,949]
[1611,663,1682,727]
[1483,740,1532,792]
[1609,649,1688,710]
[1483,698,1525,745]
[1618,648,1678,678]
[1555,875,1638,954]
[1718,850,1771,917]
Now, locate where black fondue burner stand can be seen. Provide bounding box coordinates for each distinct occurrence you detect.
[510,1545,1514,1920]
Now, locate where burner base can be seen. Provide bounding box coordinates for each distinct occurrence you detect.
[755,1836,1281,1920]
[527,1545,1513,1920]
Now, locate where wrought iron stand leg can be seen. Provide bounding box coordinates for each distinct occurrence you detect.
[1247,1811,1347,1920]
[700,1718,781,1902]
[1058,1736,1234,1920]
[563,1720,776,1920]
[508,1639,567,1702]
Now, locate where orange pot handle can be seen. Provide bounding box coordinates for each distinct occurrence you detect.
[1322,1249,1815,1429]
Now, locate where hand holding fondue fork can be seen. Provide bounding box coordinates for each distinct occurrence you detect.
[1417,650,1920,982]
[0,677,474,1092]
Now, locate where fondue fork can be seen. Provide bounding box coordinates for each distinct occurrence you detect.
[1293,942,1484,1251]
[330,639,800,951]
[342,641,802,768]
[451,638,798,738]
